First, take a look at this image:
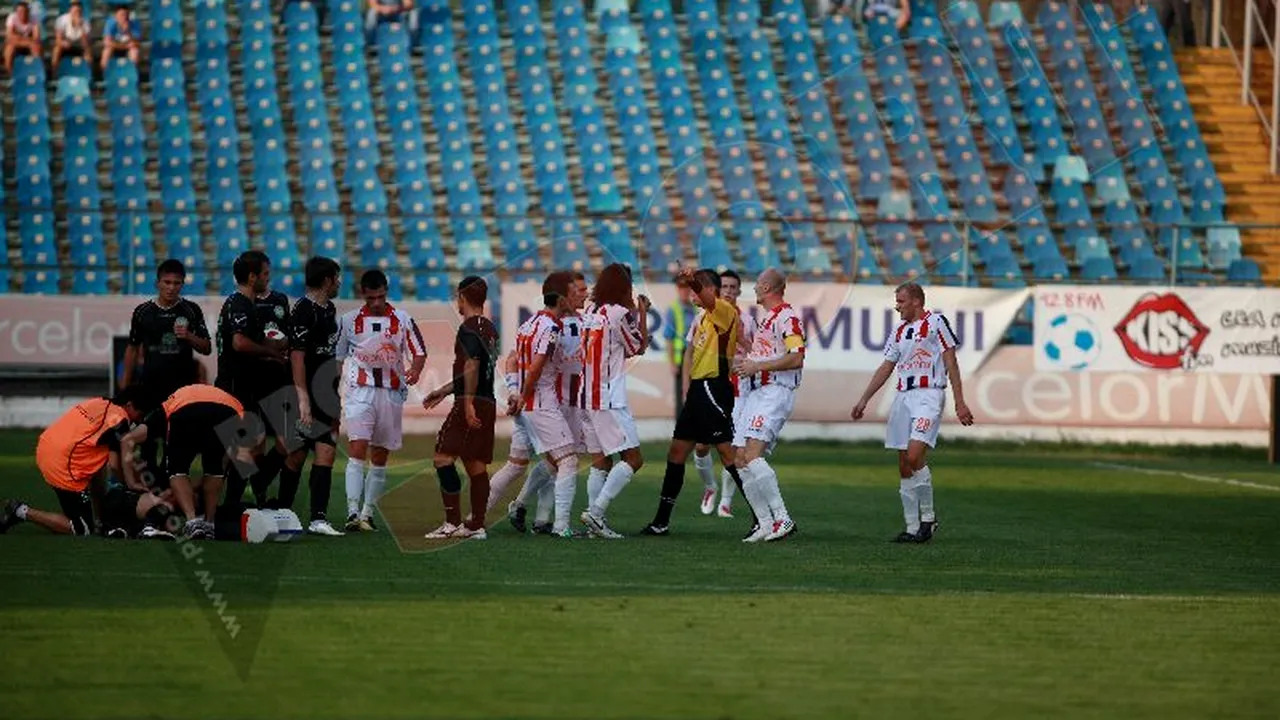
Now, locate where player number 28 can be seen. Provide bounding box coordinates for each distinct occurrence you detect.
[914,418,932,432]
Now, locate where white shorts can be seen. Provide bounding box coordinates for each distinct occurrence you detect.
[582,407,640,457]
[563,405,588,454]
[731,386,750,429]
[513,407,576,458]
[343,385,407,451]
[732,384,796,451]
[885,388,945,450]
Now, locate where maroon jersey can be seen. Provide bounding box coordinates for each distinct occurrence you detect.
[453,316,499,399]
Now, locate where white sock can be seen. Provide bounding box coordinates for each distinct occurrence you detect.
[914,465,934,522]
[748,457,788,523]
[719,467,736,509]
[900,476,920,534]
[517,460,553,507]
[486,460,529,513]
[552,454,579,533]
[535,476,555,524]
[589,459,635,518]
[345,458,365,516]
[361,464,386,520]
[694,452,715,491]
[586,466,607,507]
[738,462,773,528]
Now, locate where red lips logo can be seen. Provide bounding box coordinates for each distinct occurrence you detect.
[1114,293,1209,369]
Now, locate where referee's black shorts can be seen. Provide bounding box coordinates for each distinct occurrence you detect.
[673,377,735,446]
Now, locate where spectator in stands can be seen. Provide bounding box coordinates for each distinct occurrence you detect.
[100,5,140,70]
[4,2,42,75]
[1137,0,1197,47]
[834,0,911,31]
[52,1,91,70]
[365,0,419,41]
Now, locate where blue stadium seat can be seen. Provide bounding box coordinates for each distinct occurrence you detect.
[286,1,344,263]
[1033,255,1070,282]
[1081,256,1118,282]
[1128,256,1166,282]
[1003,21,1070,169]
[1227,258,1263,285]
[735,26,831,273]
[150,57,199,264]
[241,0,300,289]
[680,19,781,271]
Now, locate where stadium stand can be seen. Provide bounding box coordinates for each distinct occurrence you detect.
[0,0,1272,296]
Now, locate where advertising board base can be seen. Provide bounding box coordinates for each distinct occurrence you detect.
[0,395,1269,449]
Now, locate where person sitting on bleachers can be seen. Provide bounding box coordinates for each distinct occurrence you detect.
[364,0,419,41]
[4,1,42,74]
[837,0,911,32]
[100,5,140,70]
[52,1,90,70]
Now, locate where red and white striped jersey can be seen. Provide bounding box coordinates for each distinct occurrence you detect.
[514,311,563,411]
[337,305,426,391]
[556,312,586,409]
[884,311,958,391]
[581,303,646,410]
[745,302,805,389]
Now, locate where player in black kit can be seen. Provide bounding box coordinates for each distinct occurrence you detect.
[123,259,211,406]
[214,250,290,513]
[278,257,345,535]
[122,259,212,476]
[249,263,295,505]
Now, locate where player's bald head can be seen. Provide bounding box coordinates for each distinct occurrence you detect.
[758,268,786,293]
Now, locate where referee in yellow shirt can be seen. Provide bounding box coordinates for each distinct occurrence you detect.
[642,268,747,536]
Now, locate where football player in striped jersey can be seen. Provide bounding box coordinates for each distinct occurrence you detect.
[851,282,975,543]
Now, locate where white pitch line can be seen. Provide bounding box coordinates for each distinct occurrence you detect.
[1090,462,1280,493]
[0,566,1266,603]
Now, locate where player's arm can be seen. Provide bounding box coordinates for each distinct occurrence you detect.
[184,305,212,355]
[748,349,804,373]
[118,424,151,492]
[852,328,904,420]
[520,351,550,409]
[460,356,481,426]
[403,317,427,386]
[681,337,694,397]
[625,297,651,358]
[851,360,896,420]
[288,305,313,421]
[502,350,522,416]
[122,305,146,388]
[520,323,557,406]
[735,316,805,375]
[122,344,140,388]
[896,0,911,30]
[936,314,972,425]
[682,269,720,314]
[232,332,282,358]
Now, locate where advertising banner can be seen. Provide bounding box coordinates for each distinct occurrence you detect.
[1,294,1270,435]
[1033,286,1280,375]
[501,282,1029,418]
[0,294,464,418]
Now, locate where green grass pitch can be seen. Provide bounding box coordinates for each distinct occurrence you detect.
[1,428,1278,719]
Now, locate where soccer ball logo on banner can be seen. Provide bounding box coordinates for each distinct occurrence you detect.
[1041,313,1101,370]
